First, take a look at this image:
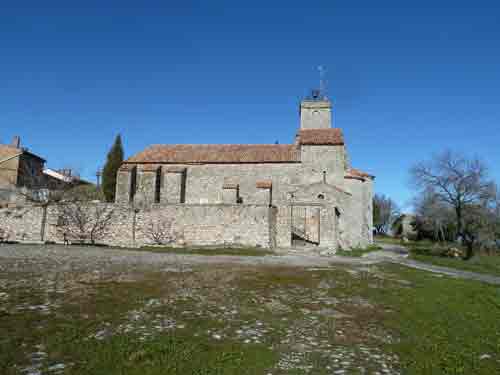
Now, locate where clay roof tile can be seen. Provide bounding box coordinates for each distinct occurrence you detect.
[125,144,300,164]
[345,168,374,181]
[297,128,344,146]
[256,180,272,189]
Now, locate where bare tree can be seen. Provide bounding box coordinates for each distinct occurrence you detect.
[460,203,498,256]
[58,203,114,244]
[0,227,9,243]
[410,150,497,258]
[412,190,456,242]
[495,189,500,241]
[146,217,174,245]
[373,194,400,235]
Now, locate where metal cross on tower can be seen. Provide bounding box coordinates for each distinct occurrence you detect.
[318,65,327,99]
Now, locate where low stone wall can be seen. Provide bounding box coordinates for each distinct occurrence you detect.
[0,205,46,242]
[135,204,272,248]
[0,203,274,249]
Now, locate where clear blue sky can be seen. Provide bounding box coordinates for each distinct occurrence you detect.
[2,0,499,210]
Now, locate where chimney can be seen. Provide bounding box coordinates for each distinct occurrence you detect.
[11,136,21,148]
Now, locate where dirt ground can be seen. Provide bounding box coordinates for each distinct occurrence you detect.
[1,244,498,374]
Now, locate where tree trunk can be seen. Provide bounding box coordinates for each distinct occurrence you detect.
[462,232,475,260]
[464,242,474,260]
[455,205,463,241]
[439,226,445,243]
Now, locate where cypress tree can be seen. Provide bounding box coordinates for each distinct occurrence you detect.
[101,134,124,202]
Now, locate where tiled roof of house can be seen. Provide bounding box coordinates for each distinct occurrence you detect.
[123,128,346,165]
[297,128,344,146]
[256,180,272,189]
[124,144,301,164]
[345,168,374,181]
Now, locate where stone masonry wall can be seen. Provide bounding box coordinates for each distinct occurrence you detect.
[0,203,273,249]
[300,145,346,187]
[117,145,346,209]
[135,204,272,248]
[343,178,373,248]
[0,205,46,242]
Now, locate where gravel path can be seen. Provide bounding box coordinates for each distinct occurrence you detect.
[370,244,500,285]
[0,244,377,273]
[2,243,500,285]
[395,258,500,285]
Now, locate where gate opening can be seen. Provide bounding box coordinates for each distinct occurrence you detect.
[291,206,320,246]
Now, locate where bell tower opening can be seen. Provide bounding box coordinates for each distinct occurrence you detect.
[300,90,332,129]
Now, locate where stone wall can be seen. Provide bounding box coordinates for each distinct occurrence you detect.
[300,145,346,187]
[135,204,272,248]
[0,205,46,242]
[117,146,347,209]
[119,163,303,207]
[0,203,274,249]
[343,177,374,248]
[300,100,332,129]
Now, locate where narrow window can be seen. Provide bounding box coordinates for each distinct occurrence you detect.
[129,166,137,203]
[180,170,187,203]
[154,167,162,203]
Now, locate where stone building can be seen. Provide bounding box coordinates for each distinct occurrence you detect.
[0,137,90,205]
[0,136,46,203]
[116,92,374,250]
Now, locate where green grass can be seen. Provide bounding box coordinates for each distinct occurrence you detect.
[47,333,274,375]
[0,270,277,375]
[367,264,500,374]
[137,246,276,257]
[374,236,407,245]
[237,264,500,374]
[411,253,500,277]
[376,237,500,277]
[405,240,500,277]
[1,260,500,374]
[336,244,382,257]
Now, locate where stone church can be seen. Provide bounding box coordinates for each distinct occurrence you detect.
[115,92,374,250]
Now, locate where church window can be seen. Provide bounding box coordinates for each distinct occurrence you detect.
[154,167,162,203]
[180,171,186,203]
[129,166,137,203]
[317,194,325,200]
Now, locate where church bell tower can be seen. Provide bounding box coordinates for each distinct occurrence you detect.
[300,90,332,129]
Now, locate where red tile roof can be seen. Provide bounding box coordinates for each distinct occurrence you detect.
[297,128,344,146]
[345,168,374,181]
[256,180,272,189]
[125,144,300,164]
